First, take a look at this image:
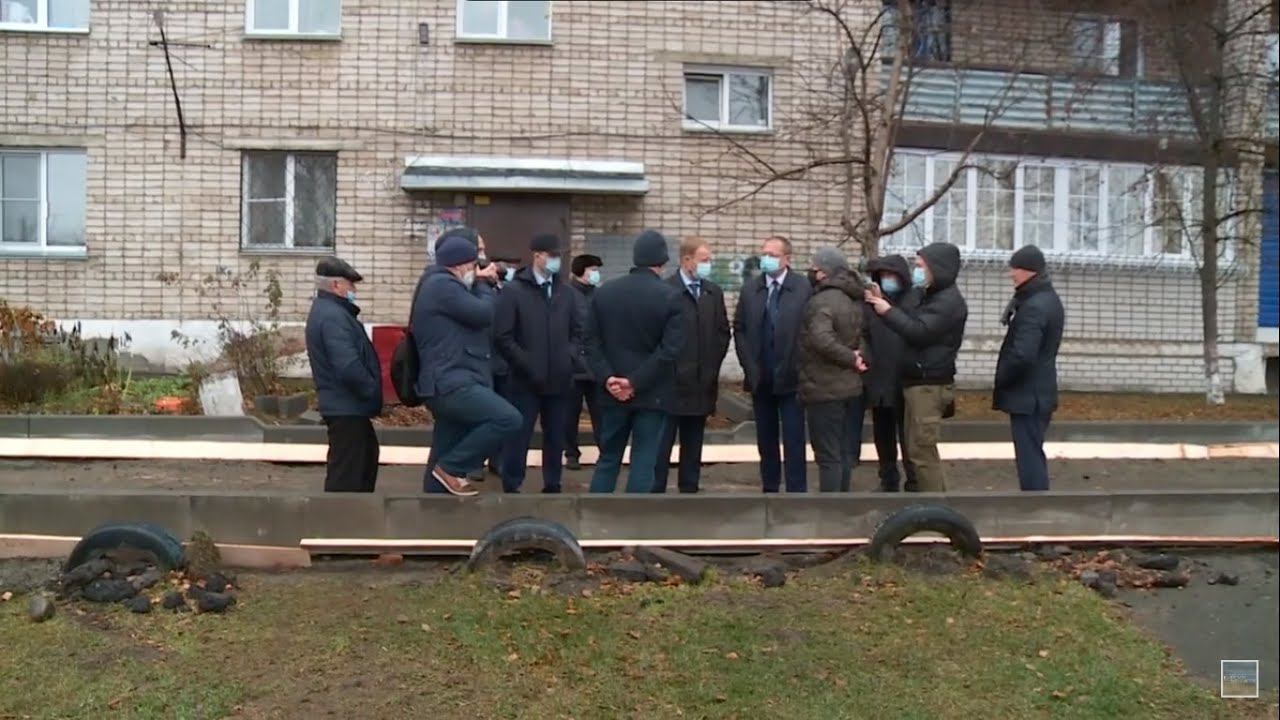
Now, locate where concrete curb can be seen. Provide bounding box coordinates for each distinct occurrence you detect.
[1,415,1275,445]
[1,489,1275,550]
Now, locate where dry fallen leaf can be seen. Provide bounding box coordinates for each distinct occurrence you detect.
[725,652,740,660]
[581,589,593,598]
[0,591,12,602]
[507,652,520,662]
[628,630,642,640]
[420,624,432,632]
[1038,650,1050,658]
[946,617,955,625]
[507,590,522,600]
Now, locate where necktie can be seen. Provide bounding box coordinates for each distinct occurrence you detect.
[689,281,701,300]
[766,281,780,323]
[543,281,552,300]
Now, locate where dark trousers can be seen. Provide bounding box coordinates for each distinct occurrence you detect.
[752,387,807,493]
[501,384,569,493]
[589,405,667,493]
[424,384,522,493]
[807,398,858,492]
[564,379,602,460]
[870,404,916,490]
[654,414,707,493]
[324,416,379,492]
[484,374,508,473]
[1010,412,1052,491]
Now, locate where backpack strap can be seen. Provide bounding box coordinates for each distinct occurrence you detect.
[407,273,426,331]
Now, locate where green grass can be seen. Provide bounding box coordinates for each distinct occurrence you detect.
[15,375,193,415]
[0,562,1269,719]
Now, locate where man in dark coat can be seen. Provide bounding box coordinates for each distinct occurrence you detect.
[733,235,814,493]
[478,251,519,480]
[305,257,383,492]
[564,254,603,471]
[654,237,731,493]
[798,247,869,493]
[994,245,1064,491]
[493,234,581,493]
[865,241,967,492]
[586,229,685,494]
[413,228,522,496]
[861,254,918,492]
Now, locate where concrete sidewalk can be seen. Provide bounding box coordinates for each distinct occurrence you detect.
[0,457,1275,495]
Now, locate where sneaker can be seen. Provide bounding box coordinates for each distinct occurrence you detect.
[565,456,582,471]
[432,467,479,497]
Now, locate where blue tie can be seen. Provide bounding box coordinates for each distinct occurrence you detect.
[689,281,701,300]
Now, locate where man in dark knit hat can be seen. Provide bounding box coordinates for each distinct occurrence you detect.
[994,245,1064,491]
[564,253,604,470]
[585,230,685,493]
[306,257,383,492]
[412,227,521,496]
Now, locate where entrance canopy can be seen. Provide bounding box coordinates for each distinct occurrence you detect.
[401,156,649,195]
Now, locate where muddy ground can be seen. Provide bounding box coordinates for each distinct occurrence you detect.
[0,457,1275,493]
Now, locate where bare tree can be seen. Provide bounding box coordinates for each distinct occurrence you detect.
[690,0,1097,259]
[1143,0,1274,404]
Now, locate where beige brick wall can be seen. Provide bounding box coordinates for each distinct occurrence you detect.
[1,0,848,324]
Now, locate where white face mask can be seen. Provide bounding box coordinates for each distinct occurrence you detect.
[462,270,476,288]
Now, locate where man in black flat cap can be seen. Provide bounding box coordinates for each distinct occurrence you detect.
[564,253,604,470]
[493,233,581,493]
[305,257,384,492]
[994,245,1064,491]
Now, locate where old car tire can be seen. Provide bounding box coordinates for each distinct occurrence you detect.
[65,522,187,572]
[466,517,585,572]
[867,505,983,562]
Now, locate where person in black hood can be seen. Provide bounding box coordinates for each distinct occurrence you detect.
[564,254,604,471]
[860,253,919,492]
[865,241,967,492]
[994,245,1064,491]
[493,233,581,493]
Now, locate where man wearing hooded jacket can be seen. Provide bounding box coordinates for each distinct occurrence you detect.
[861,254,919,492]
[865,242,967,492]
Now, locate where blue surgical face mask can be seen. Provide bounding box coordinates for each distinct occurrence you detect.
[587,269,601,286]
[695,261,713,280]
[879,276,902,295]
[911,265,929,288]
[345,290,357,304]
[759,255,782,275]
[545,256,562,275]
[504,267,516,283]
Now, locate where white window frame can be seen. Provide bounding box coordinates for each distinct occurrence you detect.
[455,0,553,44]
[244,0,342,39]
[682,66,774,134]
[0,0,89,33]
[0,148,88,257]
[240,151,337,252]
[881,149,1210,263]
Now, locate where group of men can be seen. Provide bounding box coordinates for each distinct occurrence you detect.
[305,228,1065,497]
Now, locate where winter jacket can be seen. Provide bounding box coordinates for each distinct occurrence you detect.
[586,268,685,411]
[411,265,499,399]
[993,274,1064,415]
[493,266,581,396]
[861,255,913,408]
[733,269,814,395]
[305,291,383,417]
[666,271,731,416]
[798,268,869,404]
[881,242,968,386]
[568,278,595,382]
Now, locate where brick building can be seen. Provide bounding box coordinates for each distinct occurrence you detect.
[2,0,1276,393]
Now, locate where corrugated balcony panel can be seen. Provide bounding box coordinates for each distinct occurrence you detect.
[1052,78,1136,133]
[1135,83,1195,136]
[900,69,961,124]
